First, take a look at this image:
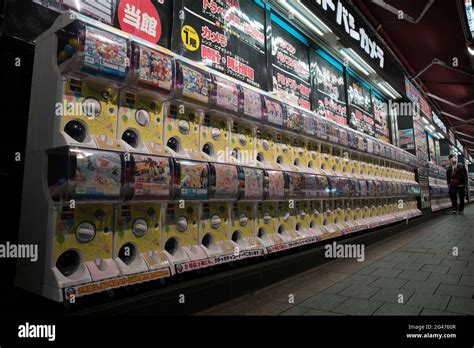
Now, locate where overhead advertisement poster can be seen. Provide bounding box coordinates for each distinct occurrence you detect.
[113,0,172,47]
[347,73,374,137]
[372,92,390,143]
[312,51,347,125]
[271,16,311,110]
[171,0,267,90]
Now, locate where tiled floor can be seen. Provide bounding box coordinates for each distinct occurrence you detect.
[198,204,474,316]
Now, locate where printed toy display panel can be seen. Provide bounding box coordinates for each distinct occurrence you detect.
[210,163,240,200]
[175,160,209,200]
[241,87,263,121]
[129,155,172,201]
[135,45,173,93]
[82,26,129,80]
[211,75,240,114]
[74,150,123,200]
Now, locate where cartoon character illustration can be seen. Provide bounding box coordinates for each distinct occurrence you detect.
[95,38,118,62]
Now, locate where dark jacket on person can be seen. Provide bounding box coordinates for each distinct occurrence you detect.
[446,163,468,186]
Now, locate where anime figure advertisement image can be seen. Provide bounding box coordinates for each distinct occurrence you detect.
[182,65,210,104]
[242,87,263,120]
[213,76,239,113]
[213,163,240,198]
[138,46,173,91]
[267,170,285,199]
[241,167,263,199]
[74,151,122,199]
[264,96,284,126]
[132,155,171,200]
[179,161,209,199]
[83,26,128,79]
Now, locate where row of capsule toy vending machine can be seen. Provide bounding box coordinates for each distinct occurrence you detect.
[15,13,421,302]
[53,19,417,166]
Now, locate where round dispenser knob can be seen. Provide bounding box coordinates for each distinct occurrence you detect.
[177,216,188,232]
[82,97,101,119]
[132,218,148,237]
[75,222,96,243]
[135,109,151,126]
[210,215,221,229]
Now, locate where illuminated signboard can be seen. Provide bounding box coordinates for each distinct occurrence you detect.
[432,112,447,134]
[466,0,474,40]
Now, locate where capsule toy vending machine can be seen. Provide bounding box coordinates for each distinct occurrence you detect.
[276,171,306,248]
[203,163,239,262]
[16,13,134,302]
[234,166,266,256]
[296,174,320,242]
[119,42,174,156]
[257,169,286,253]
[165,160,210,274]
[260,95,285,170]
[333,200,349,235]
[114,154,173,278]
[201,75,239,162]
[165,61,210,161]
[321,200,341,240]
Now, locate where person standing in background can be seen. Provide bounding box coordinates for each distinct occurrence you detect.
[446,154,468,214]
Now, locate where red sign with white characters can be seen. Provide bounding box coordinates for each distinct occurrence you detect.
[117,0,162,44]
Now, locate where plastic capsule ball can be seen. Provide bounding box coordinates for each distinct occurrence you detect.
[64,44,75,56]
[69,38,79,49]
[58,51,68,62]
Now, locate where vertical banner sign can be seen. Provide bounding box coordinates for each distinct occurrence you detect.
[398,129,415,150]
[405,76,432,120]
[172,0,267,89]
[62,0,116,24]
[347,74,374,136]
[114,0,172,47]
[427,134,436,164]
[313,52,347,124]
[414,116,430,207]
[449,130,456,146]
[372,93,390,143]
[271,19,311,110]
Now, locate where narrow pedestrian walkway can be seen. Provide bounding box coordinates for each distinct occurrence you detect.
[198,204,474,315]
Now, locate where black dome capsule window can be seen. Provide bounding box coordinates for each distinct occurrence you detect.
[258,227,265,238]
[201,233,213,248]
[56,250,81,277]
[64,120,86,143]
[231,231,242,242]
[278,225,285,234]
[203,143,213,156]
[167,137,179,152]
[118,243,136,265]
[164,238,178,255]
[122,129,139,148]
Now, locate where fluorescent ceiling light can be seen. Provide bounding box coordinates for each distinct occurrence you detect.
[468,44,474,56]
[437,132,444,139]
[280,0,324,36]
[347,48,376,74]
[340,49,370,76]
[376,82,397,99]
[380,81,402,98]
[297,0,332,33]
[424,125,432,133]
[422,117,429,124]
